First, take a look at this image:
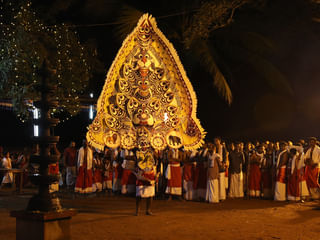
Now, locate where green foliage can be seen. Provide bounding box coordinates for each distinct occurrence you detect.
[0,0,93,118]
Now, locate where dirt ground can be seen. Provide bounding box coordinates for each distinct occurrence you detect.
[1,190,320,240]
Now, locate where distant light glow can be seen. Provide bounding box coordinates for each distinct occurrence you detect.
[33,108,39,119]
[34,125,39,137]
[90,93,93,98]
[164,112,168,121]
[89,105,93,119]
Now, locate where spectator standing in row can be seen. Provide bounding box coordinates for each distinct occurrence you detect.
[206,145,220,203]
[165,148,183,200]
[248,145,263,198]
[63,141,77,190]
[75,140,93,194]
[274,142,289,201]
[1,152,13,187]
[228,142,245,198]
[304,137,320,200]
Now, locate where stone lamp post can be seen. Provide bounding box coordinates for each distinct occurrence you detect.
[10,61,77,240]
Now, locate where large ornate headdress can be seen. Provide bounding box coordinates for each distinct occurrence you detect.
[87,14,205,151]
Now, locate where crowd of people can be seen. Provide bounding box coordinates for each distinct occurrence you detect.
[1,137,320,207]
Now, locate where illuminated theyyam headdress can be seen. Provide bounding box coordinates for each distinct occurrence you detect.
[87,14,205,151]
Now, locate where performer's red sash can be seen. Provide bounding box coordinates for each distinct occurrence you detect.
[136,171,155,186]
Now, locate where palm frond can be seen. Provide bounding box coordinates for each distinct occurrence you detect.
[190,38,232,105]
[246,51,293,95]
[114,4,143,40]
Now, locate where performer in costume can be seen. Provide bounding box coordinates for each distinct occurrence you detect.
[135,147,157,216]
[165,148,183,199]
[274,142,289,201]
[86,14,205,156]
[75,140,93,194]
[206,145,221,203]
[304,137,320,200]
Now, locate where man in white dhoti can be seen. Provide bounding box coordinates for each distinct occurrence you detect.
[228,143,245,198]
[206,146,221,203]
[183,150,197,200]
[274,142,289,201]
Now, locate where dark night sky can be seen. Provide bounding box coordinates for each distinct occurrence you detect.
[1,0,320,149]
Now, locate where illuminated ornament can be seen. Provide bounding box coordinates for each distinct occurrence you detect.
[103,131,120,149]
[121,131,136,150]
[87,13,205,150]
[166,130,183,149]
[137,149,154,171]
[150,133,167,150]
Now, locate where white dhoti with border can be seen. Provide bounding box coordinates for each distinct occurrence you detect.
[219,172,226,200]
[228,172,244,198]
[206,179,219,203]
[274,182,286,201]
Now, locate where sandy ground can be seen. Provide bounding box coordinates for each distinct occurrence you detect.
[1,190,320,240]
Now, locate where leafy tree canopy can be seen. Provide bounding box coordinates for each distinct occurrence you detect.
[0,0,100,119]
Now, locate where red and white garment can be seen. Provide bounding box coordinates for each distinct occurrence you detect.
[92,158,103,192]
[193,149,208,199]
[75,147,93,194]
[274,150,287,201]
[136,167,156,198]
[183,151,197,200]
[304,146,320,199]
[166,160,182,196]
[121,150,136,194]
[287,152,300,201]
[248,152,263,198]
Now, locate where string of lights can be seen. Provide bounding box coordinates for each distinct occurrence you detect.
[0,0,91,124]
